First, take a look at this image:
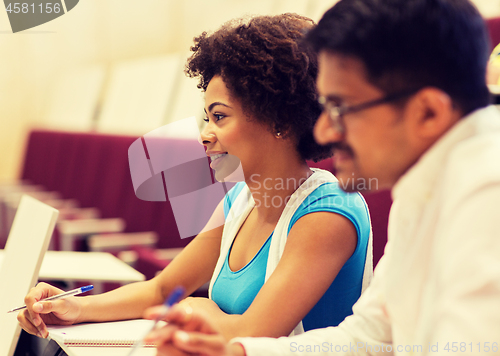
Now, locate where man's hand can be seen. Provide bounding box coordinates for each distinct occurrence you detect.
[144,304,246,356]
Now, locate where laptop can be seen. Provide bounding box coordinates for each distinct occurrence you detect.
[0,195,59,356]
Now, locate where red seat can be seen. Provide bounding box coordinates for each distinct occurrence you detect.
[486,17,500,49]
[19,130,195,253]
[361,190,391,267]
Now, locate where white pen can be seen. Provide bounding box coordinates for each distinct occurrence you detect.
[127,286,185,356]
[7,285,94,313]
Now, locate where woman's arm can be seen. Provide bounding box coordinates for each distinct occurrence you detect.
[18,199,226,338]
[181,211,358,340]
[80,216,224,322]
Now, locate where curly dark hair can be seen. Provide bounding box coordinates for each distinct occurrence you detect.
[186,13,332,162]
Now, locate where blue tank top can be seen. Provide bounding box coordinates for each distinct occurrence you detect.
[211,234,272,315]
[211,181,370,330]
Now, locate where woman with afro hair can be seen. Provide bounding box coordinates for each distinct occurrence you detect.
[19,13,372,342]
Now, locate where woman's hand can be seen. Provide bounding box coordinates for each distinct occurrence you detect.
[144,304,245,356]
[17,282,83,338]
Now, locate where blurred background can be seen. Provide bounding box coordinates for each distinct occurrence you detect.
[0,0,499,180]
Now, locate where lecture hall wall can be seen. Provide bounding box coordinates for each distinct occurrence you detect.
[0,0,498,180]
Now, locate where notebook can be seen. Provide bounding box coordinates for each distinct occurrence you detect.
[48,319,159,348]
[0,195,59,356]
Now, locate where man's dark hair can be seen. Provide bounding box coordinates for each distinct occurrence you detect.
[306,0,491,115]
[186,13,332,162]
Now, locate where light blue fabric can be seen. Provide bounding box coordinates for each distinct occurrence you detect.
[223,181,246,218]
[213,181,371,330]
[292,183,371,330]
[211,234,272,315]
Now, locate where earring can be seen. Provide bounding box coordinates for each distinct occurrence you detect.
[275,132,281,138]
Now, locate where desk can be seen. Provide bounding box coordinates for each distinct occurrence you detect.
[15,332,156,356]
[57,346,156,356]
[0,250,145,293]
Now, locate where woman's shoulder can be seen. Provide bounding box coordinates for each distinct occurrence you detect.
[309,182,369,216]
[291,179,371,233]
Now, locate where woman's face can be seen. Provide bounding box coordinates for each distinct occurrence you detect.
[201,75,276,182]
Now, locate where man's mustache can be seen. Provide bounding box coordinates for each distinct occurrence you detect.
[323,142,354,158]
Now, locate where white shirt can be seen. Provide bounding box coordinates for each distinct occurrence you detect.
[234,106,500,355]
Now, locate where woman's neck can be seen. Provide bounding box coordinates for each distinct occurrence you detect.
[244,160,313,224]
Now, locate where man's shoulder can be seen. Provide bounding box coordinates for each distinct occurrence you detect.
[449,110,500,177]
[442,112,500,202]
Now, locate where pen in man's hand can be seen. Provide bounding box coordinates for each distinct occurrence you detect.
[127,286,185,356]
[7,285,94,313]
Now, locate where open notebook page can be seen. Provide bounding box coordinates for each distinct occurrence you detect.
[48,319,160,347]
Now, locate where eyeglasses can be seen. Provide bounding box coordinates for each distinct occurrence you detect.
[318,90,418,133]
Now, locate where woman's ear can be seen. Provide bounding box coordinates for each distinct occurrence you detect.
[273,125,290,139]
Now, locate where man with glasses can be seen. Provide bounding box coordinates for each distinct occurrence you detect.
[142,0,500,355]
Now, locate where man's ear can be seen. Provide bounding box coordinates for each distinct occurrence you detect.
[405,87,458,141]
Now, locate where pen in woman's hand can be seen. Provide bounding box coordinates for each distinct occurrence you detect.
[7,285,93,313]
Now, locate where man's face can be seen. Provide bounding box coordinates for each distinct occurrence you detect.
[314,52,417,192]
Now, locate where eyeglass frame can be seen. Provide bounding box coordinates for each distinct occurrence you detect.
[317,89,418,133]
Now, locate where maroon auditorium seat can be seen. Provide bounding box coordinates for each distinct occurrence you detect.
[361,190,391,268]
[486,17,500,49]
[22,131,66,189]
[19,130,195,253]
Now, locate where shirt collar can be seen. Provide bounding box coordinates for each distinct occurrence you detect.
[391,105,500,202]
